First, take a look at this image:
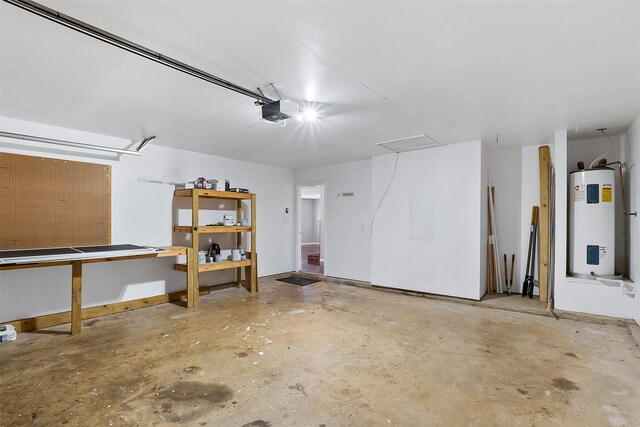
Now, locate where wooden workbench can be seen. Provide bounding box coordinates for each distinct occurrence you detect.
[0,246,194,335]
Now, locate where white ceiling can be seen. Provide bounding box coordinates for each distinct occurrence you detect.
[1,1,640,170]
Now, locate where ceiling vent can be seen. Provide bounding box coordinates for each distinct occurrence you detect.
[374,134,438,152]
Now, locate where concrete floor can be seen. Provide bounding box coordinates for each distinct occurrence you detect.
[1,279,639,426]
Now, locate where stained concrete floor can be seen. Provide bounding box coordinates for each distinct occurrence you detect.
[1,279,639,426]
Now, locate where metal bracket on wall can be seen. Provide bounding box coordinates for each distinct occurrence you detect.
[0,131,155,156]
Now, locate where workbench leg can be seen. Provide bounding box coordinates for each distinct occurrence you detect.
[186,248,196,308]
[243,265,251,292]
[71,261,82,335]
[236,267,242,288]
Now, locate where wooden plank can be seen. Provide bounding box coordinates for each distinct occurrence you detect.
[71,260,82,335]
[487,186,496,294]
[487,243,493,294]
[186,247,196,308]
[68,247,188,262]
[10,311,72,333]
[486,187,491,294]
[250,194,257,293]
[107,164,112,244]
[236,199,242,288]
[244,252,258,293]
[253,252,258,293]
[243,263,251,292]
[174,259,251,273]
[174,189,252,200]
[192,191,200,304]
[199,259,251,271]
[174,225,251,234]
[489,186,502,294]
[82,251,181,264]
[538,146,551,302]
[7,286,218,334]
[196,189,252,199]
[155,246,188,257]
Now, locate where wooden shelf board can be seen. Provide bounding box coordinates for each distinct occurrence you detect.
[174,189,253,200]
[173,225,252,234]
[174,259,251,273]
[156,246,189,257]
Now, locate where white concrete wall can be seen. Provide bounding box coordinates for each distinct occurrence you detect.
[295,160,372,282]
[371,140,484,300]
[312,199,321,244]
[488,147,523,292]
[625,115,640,325]
[3,115,635,322]
[300,198,320,244]
[480,142,488,297]
[0,117,295,322]
[554,131,569,310]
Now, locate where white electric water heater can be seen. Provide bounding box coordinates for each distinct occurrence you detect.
[568,168,615,276]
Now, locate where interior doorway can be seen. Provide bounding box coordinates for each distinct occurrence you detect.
[298,185,324,274]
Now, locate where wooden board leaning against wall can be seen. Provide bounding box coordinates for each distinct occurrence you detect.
[538,146,551,302]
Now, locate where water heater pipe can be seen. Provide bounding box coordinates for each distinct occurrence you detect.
[605,161,637,217]
[590,128,612,168]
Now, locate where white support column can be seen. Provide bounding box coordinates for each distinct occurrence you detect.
[553,130,568,307]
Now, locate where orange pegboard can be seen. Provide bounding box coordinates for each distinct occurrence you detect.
[0,153,111,249]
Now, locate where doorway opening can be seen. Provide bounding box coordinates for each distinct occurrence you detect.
[298,185,324,274]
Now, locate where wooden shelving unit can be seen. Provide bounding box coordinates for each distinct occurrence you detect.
[173,189,257,306]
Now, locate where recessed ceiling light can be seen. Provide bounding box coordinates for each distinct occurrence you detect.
[303,110,317,121]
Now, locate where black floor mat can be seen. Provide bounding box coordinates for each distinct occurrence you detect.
[276,276,320,286]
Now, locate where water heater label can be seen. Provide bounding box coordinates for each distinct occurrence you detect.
[574,185,585,202]
[602,186,612,203]
[600,246,607,259]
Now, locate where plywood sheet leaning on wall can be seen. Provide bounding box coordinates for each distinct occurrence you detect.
[0,152,111,249]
